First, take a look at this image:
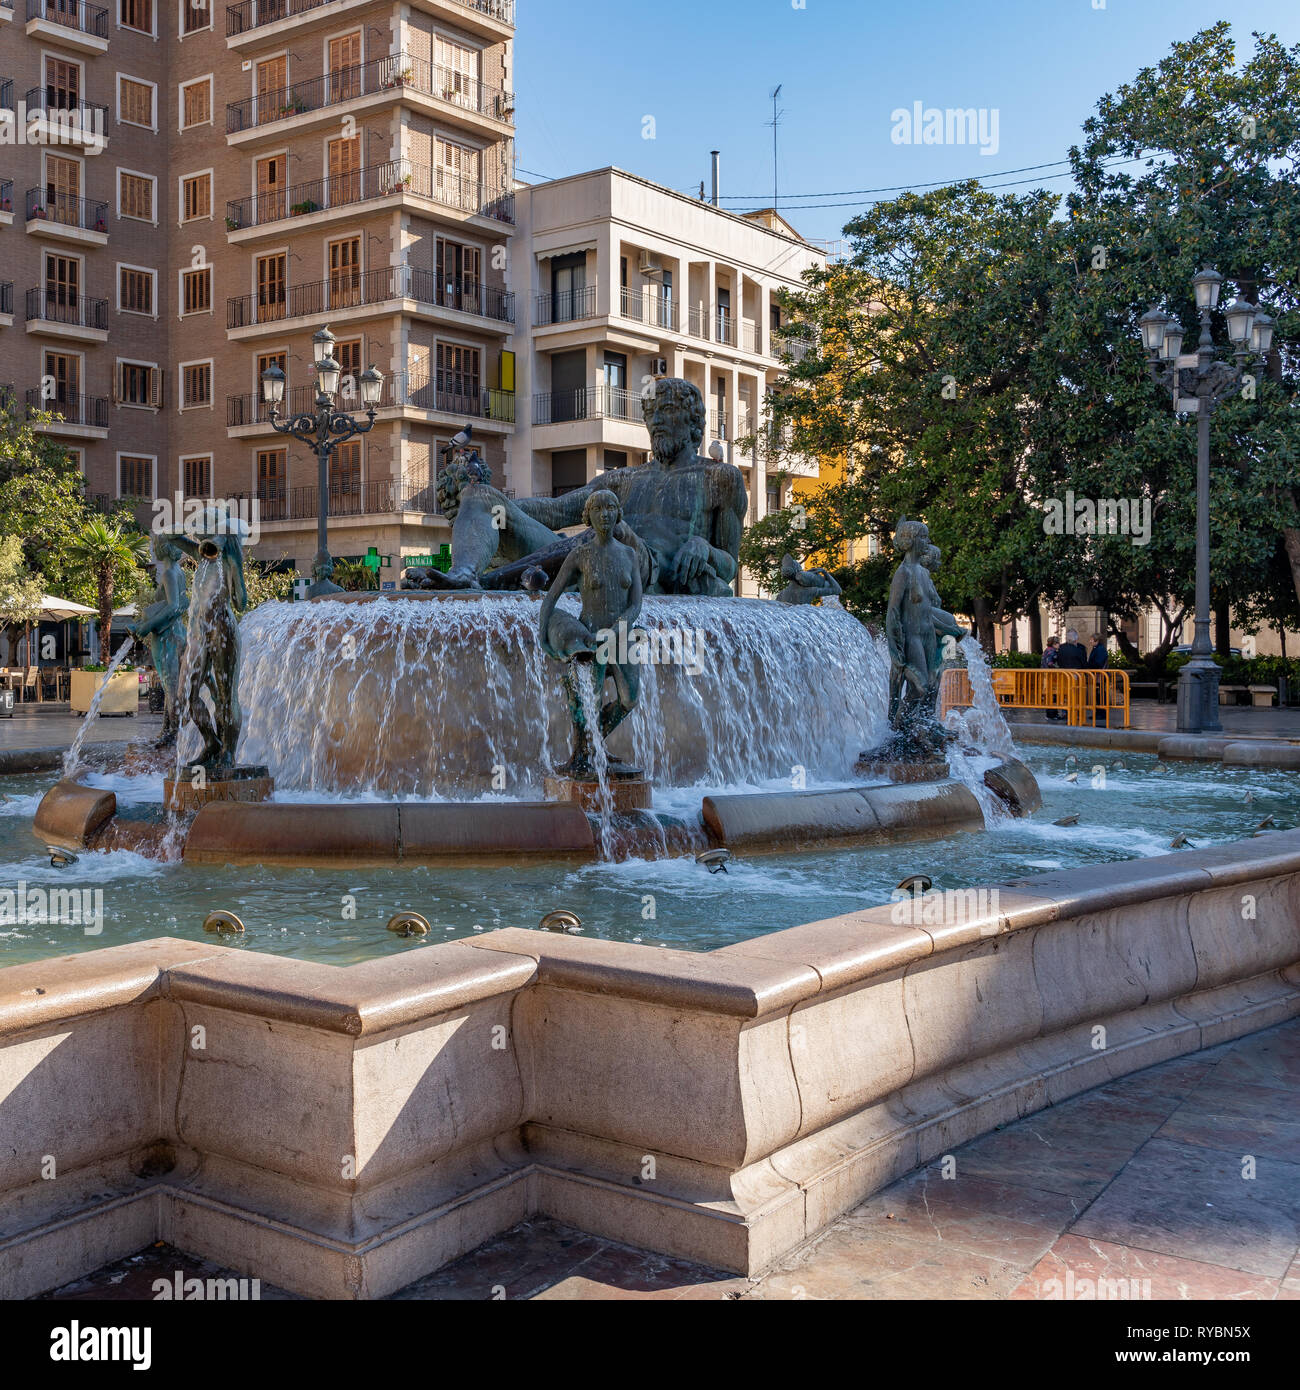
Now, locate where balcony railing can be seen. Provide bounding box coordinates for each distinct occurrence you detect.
[26,0,109,36]
[1,82,11,110]
[23,88,110,133]
[228,264,512,328]
[227,478,444,524]
[688,306,709,340]
[24,388,109,427]
[227,375,515,427]
[227,0,514,38]
[618,285,680,332]
[715,313,736,347]
[26,287,109,330]
[775,330,815,363]
[532,384,641,427]
[226,53,513,133]
[1,283,12,316]
[27,187,109,232]
[739,320,760,354]
[225,158,513,230]
[710,409,728,441]
[535,285,597,326]
[0,180,11,215]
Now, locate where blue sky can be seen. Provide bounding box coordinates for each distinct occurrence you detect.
[514,0,1300,247]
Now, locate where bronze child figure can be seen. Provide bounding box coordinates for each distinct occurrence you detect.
[538,489,644,780]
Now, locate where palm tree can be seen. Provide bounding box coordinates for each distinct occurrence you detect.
[332,557,378,592]
[66,516,149,657]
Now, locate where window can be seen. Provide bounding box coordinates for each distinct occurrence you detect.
[435,36,479,108]
[182,455,211,497]
[119,171,155,222]
[119,265,155,315]
[181,0,209,34]
[436,343,480,407]
[328,236,361,308]
[257,449,287,521]
[435,137,480,199]
[327,136,360,205]
[181,172,211,222]
[120,0,153,34]
[118,78,154,129]
[43,254,80,321]
[255,154,286,221]
[45,59,81,111]
[180,77,212,128]
[256,254,286,321]
[327,33,362,103]
[181,361,212,408]
[45,154,81,226]
[436,238,480,311]
[119,455,154,499]
[336,338,362,403]
[116,361,161,407]
[181,266,211,315]
[330,440,361,500]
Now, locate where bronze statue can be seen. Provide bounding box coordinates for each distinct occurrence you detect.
[775,553,842,605]
[123,536,189,747]
[418,379,747,597]
[538,489,644,780]
[882,518,965,759]
[172,511,248,773]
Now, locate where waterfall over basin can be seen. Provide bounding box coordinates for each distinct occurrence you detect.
[234,593,893,798]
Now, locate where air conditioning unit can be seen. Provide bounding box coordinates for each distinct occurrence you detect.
[650,357,668,377]
[638,253,663,279]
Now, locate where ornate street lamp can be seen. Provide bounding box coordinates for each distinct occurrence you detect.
[1140,268,1270,734]
[260,327,385,598]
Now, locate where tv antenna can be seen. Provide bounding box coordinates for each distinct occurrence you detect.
[768,84,784,212]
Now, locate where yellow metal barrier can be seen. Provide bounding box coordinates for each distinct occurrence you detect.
[938,666,1128,727]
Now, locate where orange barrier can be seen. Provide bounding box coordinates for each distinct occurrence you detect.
[939,666,1128,728]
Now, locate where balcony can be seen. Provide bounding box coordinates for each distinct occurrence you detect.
[0,282,13,326]
[24,388,110,436]
[26,188,109,245]
[225,158,513,238]
[25,0,109,53]
[227,264,513,331]
[618,286,679,333]
[1,81,10,108]
[23,88,110,148]
[227,373,515,430]
[25,287,110,341]
[533,384,641,427]
[226,0,514,44]
[775,329,815,363]
[229,478,445,526]
[0,180,10,227]
[0,0,12,20]
[535,285,597,327]
[226,53,513,141]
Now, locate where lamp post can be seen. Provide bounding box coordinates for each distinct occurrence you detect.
[1139,269,1273,734]
[261,326,385,597]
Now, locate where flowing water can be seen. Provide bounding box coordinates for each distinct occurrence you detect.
[62,638,136,778]
[2,750,1292,966]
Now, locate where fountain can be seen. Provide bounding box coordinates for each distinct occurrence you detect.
[32,380,1037,866]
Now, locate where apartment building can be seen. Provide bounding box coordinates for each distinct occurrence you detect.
[510,167,826,593]
[1,0,517,576]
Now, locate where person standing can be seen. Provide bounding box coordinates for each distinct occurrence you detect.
[1088,632,1110,723]
[1055,628,1088,724]
[1042,635,1062,719]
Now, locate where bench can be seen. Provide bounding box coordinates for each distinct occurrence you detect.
[1219,684,1278,707]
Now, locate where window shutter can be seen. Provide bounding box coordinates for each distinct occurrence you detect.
[151,367,164,409]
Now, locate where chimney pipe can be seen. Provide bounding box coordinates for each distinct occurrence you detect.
[711,151,720,208]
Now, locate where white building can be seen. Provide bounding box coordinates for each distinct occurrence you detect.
[510,167,827,593]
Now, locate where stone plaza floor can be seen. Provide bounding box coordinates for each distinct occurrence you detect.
[38,1017,1300,1301]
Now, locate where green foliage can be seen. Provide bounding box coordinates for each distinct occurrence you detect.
[0,535,45,628]
[242,561,295,611]
[767,25,1300,657]
[332,558,379,593]
[66,516,150,653]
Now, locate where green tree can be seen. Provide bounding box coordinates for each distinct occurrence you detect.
[332,557,378,592]
[66,516,149,656]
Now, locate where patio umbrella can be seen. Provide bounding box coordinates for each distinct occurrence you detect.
[37,595,97,620]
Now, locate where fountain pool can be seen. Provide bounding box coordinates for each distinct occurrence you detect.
[1,748,1291,967]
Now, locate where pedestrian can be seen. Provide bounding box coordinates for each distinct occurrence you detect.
[1055,628,1088,724]
[1088,632,1110,723]
[1042,635,1062,719]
